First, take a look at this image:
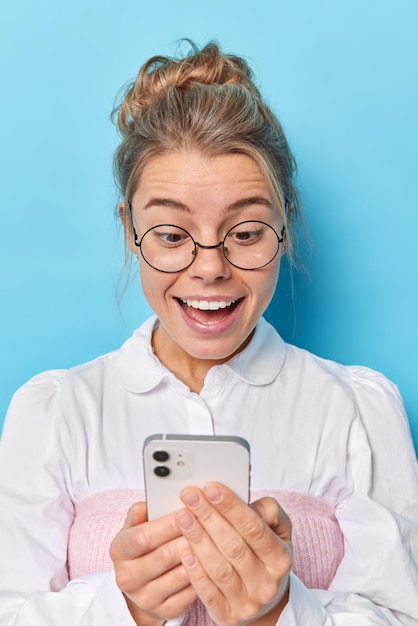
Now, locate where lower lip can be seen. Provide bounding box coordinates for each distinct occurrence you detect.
[176,299,244,335]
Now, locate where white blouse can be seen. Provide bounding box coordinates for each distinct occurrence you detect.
[0,316,417,625]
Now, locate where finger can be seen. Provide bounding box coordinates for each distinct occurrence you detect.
[150,584,198,622]
[176,492,274,603]
[111,503,199,623]
[120,560,196,609]
[177,488,292,622]
[111,510,183,561]
[180,547,284,626]
[200,483,293,568]
[121,501,147,530]
[113,533,198,619]
[250,496,292,543]
[178,484,292,604]
[179,549,232,624]
[130,587,198,624]
[123,565,198,623]
[175,504,245,594]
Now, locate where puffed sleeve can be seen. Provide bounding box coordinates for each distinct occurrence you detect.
[0,372,137,626]
[277,367,418,625]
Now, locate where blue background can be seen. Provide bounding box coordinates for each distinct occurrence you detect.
[1,1,417,452]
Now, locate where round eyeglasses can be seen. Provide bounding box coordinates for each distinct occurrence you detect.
[127,202,285,273]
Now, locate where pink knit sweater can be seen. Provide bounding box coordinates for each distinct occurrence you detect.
[68,489,344,624]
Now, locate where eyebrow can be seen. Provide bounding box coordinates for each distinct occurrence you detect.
[228,196,274,211]
[143,198,191,212]
[142,196,274,213]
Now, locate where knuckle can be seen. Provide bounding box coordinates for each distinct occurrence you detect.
[273,542,293,574]
[114,565,135,594]
[212,560,235,585]
[196,505,214,525]
[172,563,191,587]
[242,518,266,544]
[161,587,197,620]
[255,496,278,513]
[236,600,260,624]
[155,541,177,568]
[132,528,152,554]
[224,537,247,561]
[132,587,152,610]
[200,587,219,610]
[258,579,280,605]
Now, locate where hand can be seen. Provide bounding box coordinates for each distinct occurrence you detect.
[110,501,197,625]
[175,483,293,626]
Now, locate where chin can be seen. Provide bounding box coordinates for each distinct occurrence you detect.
[181,334,252,362]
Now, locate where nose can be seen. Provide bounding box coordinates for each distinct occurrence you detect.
[188,241,231,281]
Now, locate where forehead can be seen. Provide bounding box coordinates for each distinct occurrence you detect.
[132,151,271,206]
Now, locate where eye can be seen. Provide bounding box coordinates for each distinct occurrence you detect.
[227,223,264,245]
[157,233,183,244]
[149,226,191,247]
[233,231,258,241]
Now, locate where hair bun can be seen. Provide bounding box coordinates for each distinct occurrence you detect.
[116,41,260,135]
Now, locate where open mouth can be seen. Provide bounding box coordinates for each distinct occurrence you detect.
[176,297,242,324]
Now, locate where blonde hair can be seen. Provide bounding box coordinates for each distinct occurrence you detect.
[113,40,301,263]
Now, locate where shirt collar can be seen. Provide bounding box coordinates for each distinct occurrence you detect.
[116,316,166,392]
[225,317,287,385]
[116,315,287,393]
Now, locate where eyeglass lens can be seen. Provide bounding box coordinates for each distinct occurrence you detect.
[139,221,281,272]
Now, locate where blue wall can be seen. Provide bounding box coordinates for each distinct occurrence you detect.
[1,1,417,452]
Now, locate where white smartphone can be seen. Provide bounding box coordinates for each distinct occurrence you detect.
[143,434,251,520]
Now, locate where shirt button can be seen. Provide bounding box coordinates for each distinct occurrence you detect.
[217,369,228,381]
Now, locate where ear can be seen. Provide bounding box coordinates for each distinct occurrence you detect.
[280,229,288,257]
[280,201,293,256]
[119,201,137,255]
[285,201,294,221]
[118,201,127,225]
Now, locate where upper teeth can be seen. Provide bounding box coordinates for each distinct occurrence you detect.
[181,299,237,311]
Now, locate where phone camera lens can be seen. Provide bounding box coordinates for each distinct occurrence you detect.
[153,450,169,462]
[154,466,170,477]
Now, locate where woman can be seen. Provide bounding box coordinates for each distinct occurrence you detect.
[0,42,417,626]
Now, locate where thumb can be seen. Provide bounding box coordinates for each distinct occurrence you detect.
[121,501,147,530]
[251,496,292,543]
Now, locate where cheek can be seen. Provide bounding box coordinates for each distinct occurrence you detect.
[139,263,157,300]
[138,260,172,308]
[254,262,280,303]
[138,261,150,289]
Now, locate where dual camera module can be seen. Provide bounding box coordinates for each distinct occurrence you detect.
[148,444,193,481]
[152,449,186,477]
[152,450,170,476]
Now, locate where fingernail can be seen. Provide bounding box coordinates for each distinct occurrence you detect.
[176,510,194,530]
[204,484,223,503]
[180,488,201,508]
[182,550,196,567]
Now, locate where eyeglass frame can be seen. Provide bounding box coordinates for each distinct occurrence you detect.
[126,200,286,273]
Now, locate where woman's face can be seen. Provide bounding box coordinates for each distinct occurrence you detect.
[128,150,284,370]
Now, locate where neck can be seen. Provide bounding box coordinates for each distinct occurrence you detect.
[165,369,206,394]
[151,326,231,393]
